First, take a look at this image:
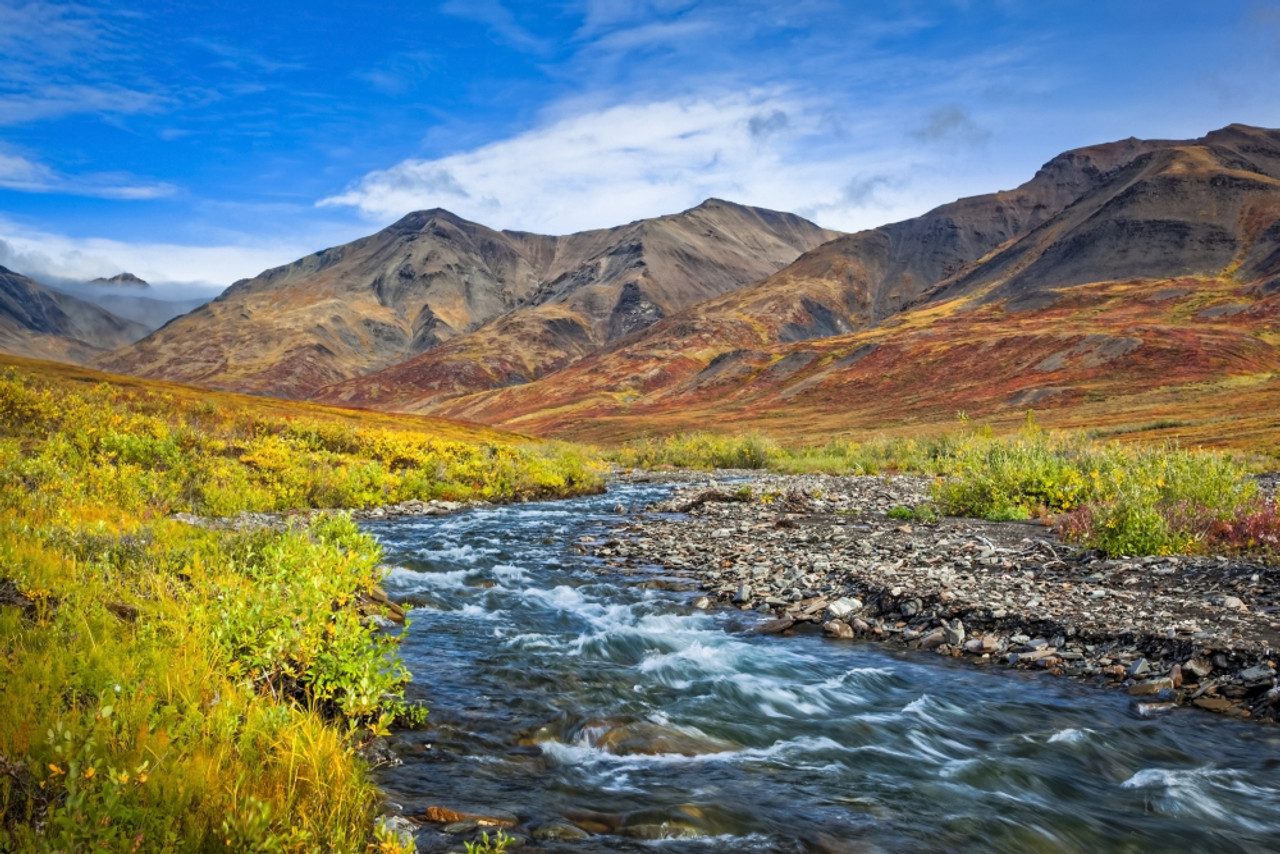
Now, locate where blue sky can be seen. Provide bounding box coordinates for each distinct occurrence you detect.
[1,0,1278,292]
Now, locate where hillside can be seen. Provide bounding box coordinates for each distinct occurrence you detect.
[422,125,1280,449]
[0,265,150,364]
[97,200,836,399]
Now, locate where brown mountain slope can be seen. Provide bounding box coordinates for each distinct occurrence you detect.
[0,266,150,364]
[315,139,1159,414]
[315,199,836,409]
[430,275,1280,448]
[420,124,1280,444]
[97,200,836,399]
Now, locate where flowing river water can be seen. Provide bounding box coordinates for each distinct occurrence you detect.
[364,483,1280,853]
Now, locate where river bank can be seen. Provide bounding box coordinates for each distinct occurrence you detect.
[595,471,1280,723]
[365,479,1280,853]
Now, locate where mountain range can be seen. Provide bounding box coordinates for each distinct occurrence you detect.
[5,122,1280,446]
[419,123,1280,442]
[96,200,836,398]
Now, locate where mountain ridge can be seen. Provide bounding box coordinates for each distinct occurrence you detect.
[99,199,837,398]
[411,124,1280,443]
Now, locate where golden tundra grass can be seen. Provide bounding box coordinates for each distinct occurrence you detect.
[0,355,605,852]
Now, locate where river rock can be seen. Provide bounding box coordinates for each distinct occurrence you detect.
[692,596,713,609]
[1184,657,1213,678]
[732,584,752,604]
[1193,696,1237,713]
[919,628,947,650]
[1128,677,1174,696]
[533,821,590,841]
[443,820,478,834]
[589,721,737,756]
[1239,664,1276,684]
[943,620,965,646]
[420,806,516,828]
[620,823,703,839]
[375,816,417,849]
[823,620,855,639]
[754,617,795,635]
[825,597,863,620]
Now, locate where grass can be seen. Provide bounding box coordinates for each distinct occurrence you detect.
[609,418,1273,558]
[0,357,606,852]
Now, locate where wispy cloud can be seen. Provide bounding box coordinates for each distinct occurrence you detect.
[0,84,162,126]
[910,106,991,146]
[354,51,439,95]
[0,2,162,125]
[0,149,174,199]
[439,0,552,54]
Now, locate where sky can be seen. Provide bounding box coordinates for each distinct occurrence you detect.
[1,0,1279,294]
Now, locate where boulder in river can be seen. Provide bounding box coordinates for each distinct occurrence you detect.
[580,720,738,756]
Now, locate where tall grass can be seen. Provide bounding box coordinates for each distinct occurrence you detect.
[0,364,606,852]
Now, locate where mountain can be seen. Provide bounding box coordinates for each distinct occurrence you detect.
[45,271,212,332]
[418,124,1280,444]
[0,266,151,364]
[89,272,149,287]
[98,200,837,399]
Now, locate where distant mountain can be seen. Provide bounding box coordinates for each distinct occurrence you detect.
[98,200,837,398]
[43,271,212,332]
[419,124,1280,441]
[89,272,149,287]
[0,266,151,364]
[84,293,211,331]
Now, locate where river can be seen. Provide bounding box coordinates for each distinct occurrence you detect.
[364,482,1280,853]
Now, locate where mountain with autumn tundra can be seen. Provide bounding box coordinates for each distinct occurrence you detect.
[7,123,1280,444]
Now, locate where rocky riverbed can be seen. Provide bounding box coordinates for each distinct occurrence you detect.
[593,472,1280,723]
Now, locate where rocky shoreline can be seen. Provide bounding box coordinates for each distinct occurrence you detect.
[592,471,1280,723]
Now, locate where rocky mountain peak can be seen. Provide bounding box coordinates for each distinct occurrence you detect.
[89,272,149,288]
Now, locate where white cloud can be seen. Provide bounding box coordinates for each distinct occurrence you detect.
[0,222,311,294]
[318,92,948,234]
[0,149,174,199]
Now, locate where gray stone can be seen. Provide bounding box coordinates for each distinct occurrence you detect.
[825,596,863,620]
[1239,664,1276,684]
[1184,657,1213,678]
[375,816,417,849]
[443,820,479,834]
[1128,658,1151,678]
[943,621,965,646]
[732,584,752,604]
[692,596,712,610]
[533,821,591,841]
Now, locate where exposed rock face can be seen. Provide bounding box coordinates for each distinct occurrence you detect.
[424,124,1280,440]
[0,266,150,364]
[99,200,837,400]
